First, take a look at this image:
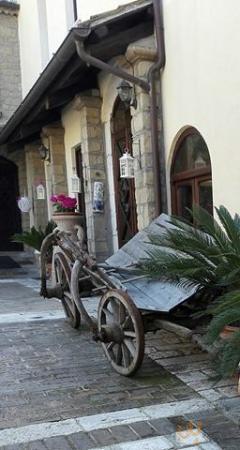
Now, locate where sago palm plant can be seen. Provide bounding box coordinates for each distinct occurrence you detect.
[140,205,240,377]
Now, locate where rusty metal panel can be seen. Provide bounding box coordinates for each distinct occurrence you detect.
[106,214,196,312]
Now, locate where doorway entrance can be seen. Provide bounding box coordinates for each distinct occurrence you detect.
[0,156,22,251]
[171,128,213,221]
[111,99,138,248]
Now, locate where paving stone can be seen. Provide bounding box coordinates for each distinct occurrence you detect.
[4,445,28,450]
[43,436,73,450]
[129,421,158,438]
[210,438,240,450]
[0,320,195,429]
[0,274,238,450]
[149,418,175,435]
[108,425,139,443]
[26,441,48,450]
[200,442,222,450]
[67,432,97,450]
[90,428,116,446]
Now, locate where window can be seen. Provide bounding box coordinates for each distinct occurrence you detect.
[171,128,213,221]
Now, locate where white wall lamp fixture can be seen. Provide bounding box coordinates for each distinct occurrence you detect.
[71,168,81,193]
[119,149,135,179]
[117,80,137,109]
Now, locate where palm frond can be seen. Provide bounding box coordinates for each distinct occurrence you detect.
[205,307,240,344]
[215,331,240,377]
[216,206,240,253]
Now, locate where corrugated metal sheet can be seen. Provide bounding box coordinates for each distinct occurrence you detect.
[106,214,196,312]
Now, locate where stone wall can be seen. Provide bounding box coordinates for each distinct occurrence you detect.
[126,42,160,230]
[25,144,48,230]
[73,93,110,261]
[41,125,68,219]
[0,2,22,129]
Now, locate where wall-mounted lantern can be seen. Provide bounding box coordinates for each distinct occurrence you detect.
[36,183,45,200]
[71,168,81,193]
[119,149,135,179]
[117,80,137,109]
[39,144,50,161]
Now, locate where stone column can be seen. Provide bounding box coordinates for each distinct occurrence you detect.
[126,42,160,230]
[73,92,110,260]
[25,144,48,229]
[41,124,68,218]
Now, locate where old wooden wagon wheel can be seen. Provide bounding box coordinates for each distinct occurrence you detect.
[53,253,80,329]
[98,290,145,376]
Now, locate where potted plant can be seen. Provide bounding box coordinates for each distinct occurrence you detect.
[12,221,56,270]
[50,194,82,233]
[140,205,240,379]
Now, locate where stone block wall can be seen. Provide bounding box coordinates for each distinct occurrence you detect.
[0,2,22,129]
[25,144,48,230]
[126,43,161,230]
[74,93,110,261]
[41,125,68,218]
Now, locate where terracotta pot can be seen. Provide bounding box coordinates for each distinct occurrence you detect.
[52,212,82,234]
[220,325,240,340]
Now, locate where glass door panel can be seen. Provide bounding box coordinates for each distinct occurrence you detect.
[198,178,213,215]
[176,181,193,222]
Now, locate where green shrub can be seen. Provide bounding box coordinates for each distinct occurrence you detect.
[12,221,56,251]
[140,205,240,377]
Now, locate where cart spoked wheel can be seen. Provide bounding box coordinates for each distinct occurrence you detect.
[98,290,145,376]
[53,253,80,329]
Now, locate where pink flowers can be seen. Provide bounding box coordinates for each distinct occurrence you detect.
[50,194,77,213]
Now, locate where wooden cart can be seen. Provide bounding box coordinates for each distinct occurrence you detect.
[40,215,197,376]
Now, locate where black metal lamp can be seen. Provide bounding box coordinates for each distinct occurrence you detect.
[39,144,50,161]
[117,80,137,109]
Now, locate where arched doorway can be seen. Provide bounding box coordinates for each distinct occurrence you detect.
[111,99,138,248]
[0,156,22,251]
[171,128,213,221]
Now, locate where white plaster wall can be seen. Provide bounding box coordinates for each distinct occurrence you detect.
[45,0,74,58]
[18,0,42,96]
[18,0,74,96]
[76,0,136,21]
[18,0,138,95]
[162,0,240,215]
[61,104,81,195]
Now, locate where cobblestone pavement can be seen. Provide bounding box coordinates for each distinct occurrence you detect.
[0,261,239,449]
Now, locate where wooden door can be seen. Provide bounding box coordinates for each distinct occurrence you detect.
[0,157,22,251]
[112,100,138,248]
[75,147,87,235]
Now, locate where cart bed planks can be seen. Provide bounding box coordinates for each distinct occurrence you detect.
[106,214,196,312]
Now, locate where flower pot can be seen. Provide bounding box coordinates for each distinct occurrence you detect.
[52,212,82,235]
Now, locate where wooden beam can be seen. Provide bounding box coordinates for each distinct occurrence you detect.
[45,75,97,110]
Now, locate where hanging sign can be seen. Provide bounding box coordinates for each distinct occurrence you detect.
[36,183,45,200]
[93,181,104,213]
[18,196,32,213]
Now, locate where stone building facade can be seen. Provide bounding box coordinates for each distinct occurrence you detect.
[0,0,160,258]
[0,1,21,128]
[0,1,29,245]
